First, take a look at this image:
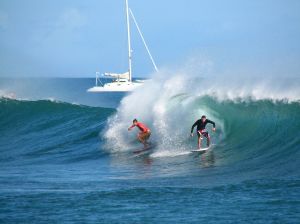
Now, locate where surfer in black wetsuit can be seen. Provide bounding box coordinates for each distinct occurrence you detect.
[190,115,216,149]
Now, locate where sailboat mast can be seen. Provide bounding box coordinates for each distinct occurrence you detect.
[125,0,132,82]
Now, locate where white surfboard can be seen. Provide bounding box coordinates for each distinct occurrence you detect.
[191,146,211,152]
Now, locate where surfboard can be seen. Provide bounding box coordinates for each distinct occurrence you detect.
[133,143,155,154]
[191,146,211,152]
[133,147,152,154]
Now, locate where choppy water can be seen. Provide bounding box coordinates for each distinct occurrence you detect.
[0,77,299,223]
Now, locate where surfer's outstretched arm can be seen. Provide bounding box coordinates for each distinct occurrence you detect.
[190,120,200,136]
[128,124,135,131]
[206,119,215,127]
[206,119,216,131]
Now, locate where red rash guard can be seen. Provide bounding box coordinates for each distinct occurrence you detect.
[130,122,150,133]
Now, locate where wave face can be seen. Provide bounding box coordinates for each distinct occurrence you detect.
[105,74,300,177]
[0,77,299,223]
[1,76,298,176]
[0,98,114,165]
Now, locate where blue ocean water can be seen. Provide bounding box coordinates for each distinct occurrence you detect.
[0,77,300,223]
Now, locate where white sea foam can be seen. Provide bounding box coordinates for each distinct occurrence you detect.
[0,89,17,99]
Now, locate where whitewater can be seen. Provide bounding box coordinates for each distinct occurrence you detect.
[0,74,299,223]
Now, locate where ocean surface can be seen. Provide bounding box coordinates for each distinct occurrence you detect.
[0,76,300,223]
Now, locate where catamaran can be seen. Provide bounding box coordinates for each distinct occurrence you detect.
[87,0,158,92]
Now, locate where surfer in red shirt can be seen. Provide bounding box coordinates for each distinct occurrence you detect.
[128,119,151,148]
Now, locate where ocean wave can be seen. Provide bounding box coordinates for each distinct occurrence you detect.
[104,74,300,173]
[0,99,114,164]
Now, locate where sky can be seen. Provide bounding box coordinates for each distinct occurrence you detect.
[0,0,300,78]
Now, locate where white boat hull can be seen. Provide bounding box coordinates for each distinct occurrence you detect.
[87,81,144,92]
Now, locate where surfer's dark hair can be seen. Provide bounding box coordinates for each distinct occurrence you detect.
[201,115,206,118]
[133,119,138,123]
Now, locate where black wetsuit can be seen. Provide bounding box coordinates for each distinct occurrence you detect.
[191,119,215,137]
